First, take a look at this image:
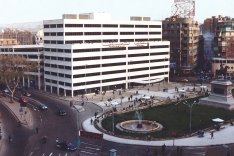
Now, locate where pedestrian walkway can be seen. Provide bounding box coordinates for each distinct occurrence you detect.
[79,84,234,147]
[0,96,34,129]
[82,118,234,146]
[0,95,35,156]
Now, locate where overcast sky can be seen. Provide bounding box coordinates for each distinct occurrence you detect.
[0,0,233,25]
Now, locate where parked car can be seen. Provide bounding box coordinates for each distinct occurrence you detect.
[38,104,48,111]
[57,109,67,116]
[2,89,9,97]
[22,91,31,97]
[56,139,77,151]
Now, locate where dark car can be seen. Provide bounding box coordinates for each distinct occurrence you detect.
[56,140,77,151]
[23,92,31,97]
[57,109,67,116]
[38,104,48,111]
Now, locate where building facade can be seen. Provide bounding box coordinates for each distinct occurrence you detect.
[0,45,44,89]
[43,13,170,97]
[212,19,234,78]
[162,16,200,75]
[0,28,33,45]
[0,39,18,45]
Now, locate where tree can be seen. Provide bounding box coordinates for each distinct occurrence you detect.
[0,55,36,103]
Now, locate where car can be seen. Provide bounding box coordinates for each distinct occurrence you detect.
[57,109,67,116]
[19,97,28,107]
[38,104,48,111]
[181,79,188,82]
[56,140,77,151]
[22,91,31,97]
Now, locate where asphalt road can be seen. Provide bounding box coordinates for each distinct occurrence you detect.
[0,101,33,156]
[3,89,234,156]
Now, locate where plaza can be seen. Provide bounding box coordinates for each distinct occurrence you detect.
[79,82,234,147]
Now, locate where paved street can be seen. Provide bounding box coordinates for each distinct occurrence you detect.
[1,82,234,156]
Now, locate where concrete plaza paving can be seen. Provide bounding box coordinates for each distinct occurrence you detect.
[80,83,234,147]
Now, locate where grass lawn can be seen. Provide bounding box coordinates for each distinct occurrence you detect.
[101,97,234,139]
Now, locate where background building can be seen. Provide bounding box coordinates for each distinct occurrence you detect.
[162,16,200,75]
[212,19,234,79]
[0,28,33,45]
[0,45,44,89]
[0,39,18,45]
[43,13,170,97]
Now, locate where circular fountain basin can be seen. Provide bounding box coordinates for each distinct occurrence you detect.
[116,120,163,133]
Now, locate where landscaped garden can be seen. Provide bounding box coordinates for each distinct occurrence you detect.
[101,97,234,139]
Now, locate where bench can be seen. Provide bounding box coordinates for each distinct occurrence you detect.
[197,131,204,137]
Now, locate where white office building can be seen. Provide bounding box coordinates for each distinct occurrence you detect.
[43,13,170,97]
[0,45,44,89]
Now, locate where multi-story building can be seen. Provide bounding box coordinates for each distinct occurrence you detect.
[212,19,234,78]
[0,45,44,89]
[203,15,231,33]
[0,28,33,45]
[0,39,18,45]
[43,13,170,97]
[162,16,200,75]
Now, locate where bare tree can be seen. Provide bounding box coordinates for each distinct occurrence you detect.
[0,55,36,103]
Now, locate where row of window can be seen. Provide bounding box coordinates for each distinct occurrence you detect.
[44,31,161,36]
[0,48,43,52]
[212,59,234,63]
[44,54,168,63]
[44,38,162,45]
[44,24,161,29]
[46,72,168,87]
[45,63,168,71]
[45,79,71,86]
[44,40,64,44]
[45,46,167,55]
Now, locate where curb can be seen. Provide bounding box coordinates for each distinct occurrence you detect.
[0,100,21,126]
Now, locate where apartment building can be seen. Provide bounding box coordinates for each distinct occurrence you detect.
[212,19,234,78]
[162,16,200,75]
[0,28,33,45]
[0,39,18,45]
[43,13,170,97]
[0,45,44,89]
[203,15,231,33]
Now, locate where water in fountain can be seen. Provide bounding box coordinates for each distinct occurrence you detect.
[134,111,143,128]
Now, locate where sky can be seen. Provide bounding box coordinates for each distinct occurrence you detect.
[0,0,234,25]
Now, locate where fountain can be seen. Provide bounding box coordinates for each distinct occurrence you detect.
[116,110,163,133]
[135,111,143,128]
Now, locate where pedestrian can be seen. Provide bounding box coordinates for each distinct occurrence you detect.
[161,144,166,153]
[90,118,93,125]
[94,112,98,118]
[35,127,39,134]
[8,135,12,143]
[210,131,214,139]
[148,88,149,92]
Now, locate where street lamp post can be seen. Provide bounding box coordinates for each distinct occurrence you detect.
[85,64,87,94]
[112,107,115,135]
[183,100,197,133]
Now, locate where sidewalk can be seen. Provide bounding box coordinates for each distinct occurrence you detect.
[0,96,34,129]
[82,117,234,147]
[76,83,234,147]
[0,96,35,156]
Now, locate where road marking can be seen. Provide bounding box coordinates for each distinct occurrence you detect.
[42,154,45,156]
[29,152,34,156]
[80,150,97,155]
[81,141,101,148]
[49,153,53,156]
[64,153,67,156]
[58,153,61,156]
[85,146,101,151]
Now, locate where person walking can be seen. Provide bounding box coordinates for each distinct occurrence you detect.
[8,135,12,143]
[210,131,214,139]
